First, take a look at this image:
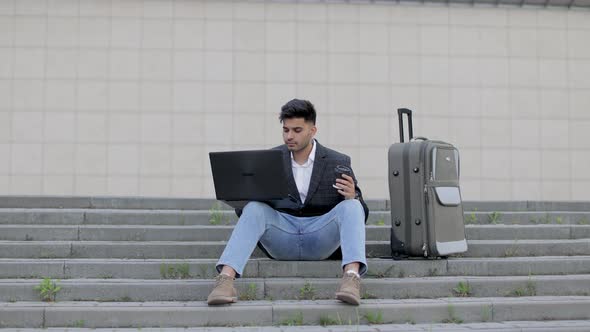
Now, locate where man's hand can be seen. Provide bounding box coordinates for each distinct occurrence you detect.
[334,174,356,200]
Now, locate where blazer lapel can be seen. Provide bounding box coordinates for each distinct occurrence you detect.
[304,141,327,205]
[281,146,301,203]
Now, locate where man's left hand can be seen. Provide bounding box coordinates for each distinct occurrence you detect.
[335,174,356,200]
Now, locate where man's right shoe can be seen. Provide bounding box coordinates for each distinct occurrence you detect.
[335,271,361,305]
[207,274,237,305]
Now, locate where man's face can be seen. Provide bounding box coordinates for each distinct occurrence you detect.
[282,117,317,152]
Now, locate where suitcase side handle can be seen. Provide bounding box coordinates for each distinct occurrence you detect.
[397,108,414,143]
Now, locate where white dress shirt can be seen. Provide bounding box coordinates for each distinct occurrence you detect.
[291,139,317,203]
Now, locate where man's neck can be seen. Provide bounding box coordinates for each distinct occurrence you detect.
[292,140,314,165]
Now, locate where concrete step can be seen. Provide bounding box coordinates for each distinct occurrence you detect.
[1,297,589,328]
[2,209,589,227]
[1,256,589,279]
[3,196,590,212]
[1,224,587,242]
[3,275,590,302]
[0,239,589,259]
[3,321,590,332]
[0,196,389,211]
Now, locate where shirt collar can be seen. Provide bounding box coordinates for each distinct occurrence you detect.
[290,139,316,166]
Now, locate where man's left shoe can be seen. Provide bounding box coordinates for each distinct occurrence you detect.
[335,271,361,305]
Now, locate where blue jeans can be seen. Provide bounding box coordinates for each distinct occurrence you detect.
[216,199,367,278]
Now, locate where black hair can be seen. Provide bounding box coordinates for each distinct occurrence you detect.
[279,99,316,124]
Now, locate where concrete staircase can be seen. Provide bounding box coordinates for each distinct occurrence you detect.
[0,196,589,331]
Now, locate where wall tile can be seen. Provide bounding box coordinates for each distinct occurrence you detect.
[539,59,567,88]
[143,0,173,18]
[77,113,107,143]
[326,114,359,146]
[12,112,44,142]
[266,22,295,52]
[508,28,537,57]
[139,176,170,196]
[509,88,540,119]
[449,27,479,56]
[77,81,108,112]
[480,179,511,200]
[480,58,509,87]
[296,3,327,22]
[47,17,78,47]
[233,83,265,114]
[359,55,388,84]
[75,175,107,195]
[205,51,232,81]
[0,115,9,143]
[572,181,590,200]
[142,19,173,49]
[232,113,265,145]
[359,24,388,54]
[234,21,265,51]
[14,17,46,47]
[266,53,295,82]
[449,118,481,149]
[172,146,203,176]
[459,148,481,178]
[45,112,76,142]
[478,27,508,57]
[111,0,142,18]
[481,149,511,179]
[11,143,43,174]
[512,181,541,200]
[205,113,233,145]
[481,119,512,149]
[541,119,569,149]
[570,89,590,119]
[44,143,75,174]
[10,175,43,194]
[172,114,203,144]
[111,18,141,48]
[108,144,139,175]
[77,49,109,79]
[43,175,74,195]
[108,113,140,143]
[511,149,541,179]
[75,144,107,175]
[537,29,566,58]
[173,82,204,112]
[421,56,449,86]
[140,113,171,143]
[108,82,139,112]
[358,147,387,178]
[509,58,538,87]
[571,150,590,180]
[450,87,480,117]
[15,0,47,16]
[540,89,568,119]
[234,52,265,81]
[140,145,171,175]
[140,50,172,80]
[359,85,391,116]
[420,86,450,117]
[568,30,590,59]
[204,82,233,112]
[109,50,140,80]
[541,150,570,180]
[511,119,540,149]
[541,181,570,200]
[78,18,110,48]
[297,53,328,83]
[569,121,590,149]
[80,0,111,17]
[389,25,419,55]
[329,23,359,53]
[48,0,79,16]
[420,26,448,56]
[46,49,77,79]
[296,22,328,53]
[234,1,265,20]
[13,48,45,79]
[328,85,359,116]
[205,21,233,50]
[569,60,590,89]
[359,116,389,147]
[107,176,138,195]
[139,82,172,112]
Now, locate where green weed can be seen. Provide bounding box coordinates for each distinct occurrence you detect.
[442,304,463,324]
[488,212,501,224]
[319,315,339,326]
[363,310,384,324]
[452,281,472,297]
[280,312,303,326]
[238,283,258,301]
[209,202,229,225]
[160,263,191,279]
[299,281,316,300]
[34,278,61,302]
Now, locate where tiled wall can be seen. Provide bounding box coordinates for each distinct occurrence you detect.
[0,0,589,200]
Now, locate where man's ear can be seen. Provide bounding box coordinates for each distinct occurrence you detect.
[310,125,317,137]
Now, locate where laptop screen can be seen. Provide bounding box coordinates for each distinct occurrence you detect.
[209,149,289,202]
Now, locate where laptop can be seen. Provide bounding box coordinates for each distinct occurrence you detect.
[209,149,295,209]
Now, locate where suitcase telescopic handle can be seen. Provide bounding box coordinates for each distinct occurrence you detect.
[397,108,414,143]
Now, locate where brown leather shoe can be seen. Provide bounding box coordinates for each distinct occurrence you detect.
[335,272,361,305]
[207,274,237,305]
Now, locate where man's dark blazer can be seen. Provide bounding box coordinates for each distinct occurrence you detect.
[271,141,369,221]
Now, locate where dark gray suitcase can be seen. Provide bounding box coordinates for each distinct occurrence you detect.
[389,108,467,259]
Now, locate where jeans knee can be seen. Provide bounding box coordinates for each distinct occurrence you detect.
[337,199,363,215]
[242,201,270,216]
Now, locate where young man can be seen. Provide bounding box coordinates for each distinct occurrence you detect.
[207,99,369,306]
